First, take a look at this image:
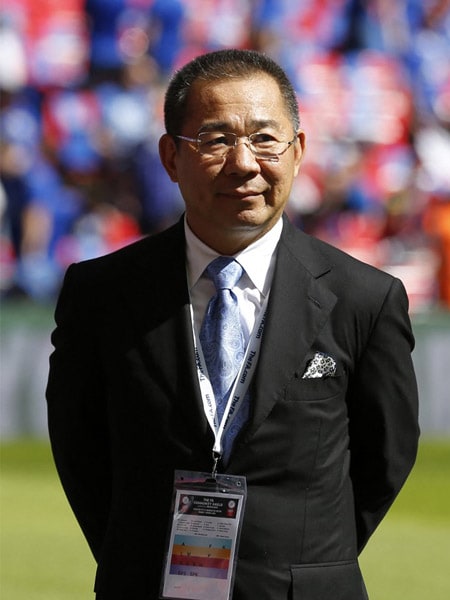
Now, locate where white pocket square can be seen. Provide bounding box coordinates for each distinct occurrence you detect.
[302,352,337,379]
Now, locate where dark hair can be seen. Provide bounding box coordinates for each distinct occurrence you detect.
[163,49,300,136]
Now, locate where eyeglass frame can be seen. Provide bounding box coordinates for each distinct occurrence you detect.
[174,131,298,160]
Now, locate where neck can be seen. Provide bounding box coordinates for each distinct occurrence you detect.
[186,219,280,256]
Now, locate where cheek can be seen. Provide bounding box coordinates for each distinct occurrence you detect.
[277,166,296,194]
[176,160,202,188]
[265,169,292,200]
[177,165,217,205]
[180,157,218,183]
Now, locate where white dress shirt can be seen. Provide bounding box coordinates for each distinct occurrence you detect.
[185,217,282,344]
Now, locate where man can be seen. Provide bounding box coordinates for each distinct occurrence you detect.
[46,49,419,599]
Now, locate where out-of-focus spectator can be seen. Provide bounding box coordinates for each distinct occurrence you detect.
[147,0,185,75]
[8,0,90,89]
[85,0,133,81]
[0,9,27,92]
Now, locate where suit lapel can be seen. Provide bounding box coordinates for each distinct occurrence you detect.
[243,217,337,441]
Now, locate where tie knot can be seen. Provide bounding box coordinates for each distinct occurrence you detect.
[206,257,243,291]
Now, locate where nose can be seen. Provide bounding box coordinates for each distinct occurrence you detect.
[223,139,261,176]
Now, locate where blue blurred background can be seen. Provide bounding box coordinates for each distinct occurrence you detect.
[1,0,450,438]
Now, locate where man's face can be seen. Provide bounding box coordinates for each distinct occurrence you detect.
[160,73,305,253]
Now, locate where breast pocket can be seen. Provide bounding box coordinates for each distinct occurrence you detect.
[285,374,346,402]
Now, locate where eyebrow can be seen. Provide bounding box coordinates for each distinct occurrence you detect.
[197,119,283,134]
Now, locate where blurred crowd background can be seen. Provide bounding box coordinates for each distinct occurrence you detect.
[1,0,449,312]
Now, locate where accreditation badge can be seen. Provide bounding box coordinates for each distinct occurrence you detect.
[160,470,247,600]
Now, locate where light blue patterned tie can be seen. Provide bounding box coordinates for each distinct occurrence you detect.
[199,257,249,462]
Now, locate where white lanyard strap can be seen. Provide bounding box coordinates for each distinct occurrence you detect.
[191,294,269,457]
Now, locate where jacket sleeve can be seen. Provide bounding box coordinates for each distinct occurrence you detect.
[347,276,420,553]
[46,263,111,562]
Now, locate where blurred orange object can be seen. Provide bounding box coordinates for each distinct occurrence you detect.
[424,199,450,308]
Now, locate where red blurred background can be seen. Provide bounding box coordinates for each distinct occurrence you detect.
[1,0,449,312]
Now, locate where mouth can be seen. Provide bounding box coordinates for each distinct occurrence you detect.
[217,190,264,201]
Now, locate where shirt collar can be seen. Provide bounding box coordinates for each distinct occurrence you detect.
[185,216,282,296]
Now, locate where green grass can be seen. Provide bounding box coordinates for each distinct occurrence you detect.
[1,439,450,599]
[0,441,95,599]
[359,440,450,599]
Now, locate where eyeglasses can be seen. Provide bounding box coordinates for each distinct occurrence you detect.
[175,131,297,160]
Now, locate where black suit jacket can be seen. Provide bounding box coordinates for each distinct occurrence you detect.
[47,215,419,599]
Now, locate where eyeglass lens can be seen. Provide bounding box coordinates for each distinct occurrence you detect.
[197,132,291,157]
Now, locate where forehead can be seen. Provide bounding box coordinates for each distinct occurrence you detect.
[183,73,292,132]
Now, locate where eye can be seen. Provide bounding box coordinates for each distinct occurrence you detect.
[250,133,278,148]
[199,133,230,148]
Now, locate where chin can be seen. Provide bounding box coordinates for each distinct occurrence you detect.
[234,205,278,227]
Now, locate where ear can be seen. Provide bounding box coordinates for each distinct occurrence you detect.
[159,134,179,182]
[293,129,306,176]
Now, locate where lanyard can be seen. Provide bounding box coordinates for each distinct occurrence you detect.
[191,294,269,462]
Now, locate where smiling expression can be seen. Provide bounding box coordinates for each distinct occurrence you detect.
[159,73,305,254]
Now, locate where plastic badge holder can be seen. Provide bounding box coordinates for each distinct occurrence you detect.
[160,470,247,600]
